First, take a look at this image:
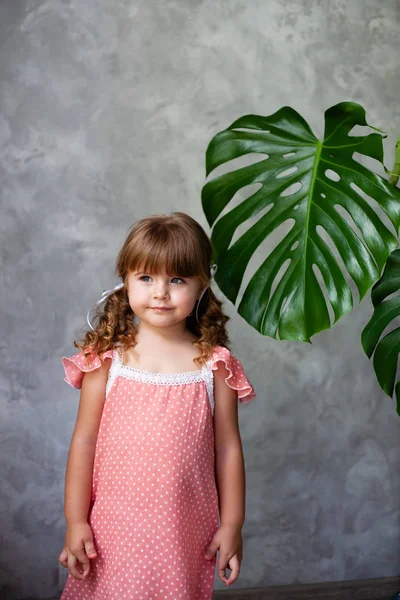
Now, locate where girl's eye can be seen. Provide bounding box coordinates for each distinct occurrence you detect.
[138,275,184,284]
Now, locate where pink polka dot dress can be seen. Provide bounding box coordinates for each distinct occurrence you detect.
[60,344,256,600]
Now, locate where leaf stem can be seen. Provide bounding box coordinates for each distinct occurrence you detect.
[388,136,400,186]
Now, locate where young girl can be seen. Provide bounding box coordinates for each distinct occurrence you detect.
[58,211,256,600]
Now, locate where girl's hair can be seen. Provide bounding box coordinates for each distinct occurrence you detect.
[74,212,231,367]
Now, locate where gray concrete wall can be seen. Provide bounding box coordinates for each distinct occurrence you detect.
[1,1,399,598]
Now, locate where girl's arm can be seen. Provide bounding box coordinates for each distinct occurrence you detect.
[213,362,246,529]
[59,358,111,580]
[205,348,256,586]
[207,362,246,587]
[64,359,110,524]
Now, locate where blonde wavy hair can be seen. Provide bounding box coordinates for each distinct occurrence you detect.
[74,212,231,367]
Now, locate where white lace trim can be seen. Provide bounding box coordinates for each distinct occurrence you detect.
[106,349,215,410]
[105,351,121,397]
[119,364,208,385]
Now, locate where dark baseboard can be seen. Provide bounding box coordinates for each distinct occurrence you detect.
[213,575,400,599]
[6,575,400,600]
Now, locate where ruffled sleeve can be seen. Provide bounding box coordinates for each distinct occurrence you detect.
[62,348,114,389]
[211,346,256,403]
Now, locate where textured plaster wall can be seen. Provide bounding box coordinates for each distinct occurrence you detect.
[1,1,400,598]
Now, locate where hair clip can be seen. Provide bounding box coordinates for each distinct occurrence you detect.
[195,263,218,323]
[86,282,124,331]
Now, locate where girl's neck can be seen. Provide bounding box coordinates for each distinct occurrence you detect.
[135,322,197,347]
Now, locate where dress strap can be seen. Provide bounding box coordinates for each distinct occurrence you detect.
[202,363,214,415]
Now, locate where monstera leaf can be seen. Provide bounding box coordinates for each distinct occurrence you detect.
[361,250,400,415]
[202,102,400,342]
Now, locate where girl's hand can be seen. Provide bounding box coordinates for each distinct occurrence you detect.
[204,524,243,587]
[58,522,98,581]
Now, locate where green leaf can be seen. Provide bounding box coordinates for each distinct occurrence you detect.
[202,102,400,342]
[361,249,400,411]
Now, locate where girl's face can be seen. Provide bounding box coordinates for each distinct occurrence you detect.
[126,268,204,329]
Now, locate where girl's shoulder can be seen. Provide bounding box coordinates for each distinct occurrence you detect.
[210,345,256,403]
[62,345,115,390]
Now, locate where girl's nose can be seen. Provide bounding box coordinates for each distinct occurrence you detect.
[154,284,169,298]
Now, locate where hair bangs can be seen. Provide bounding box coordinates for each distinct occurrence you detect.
[127,228,206,279]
